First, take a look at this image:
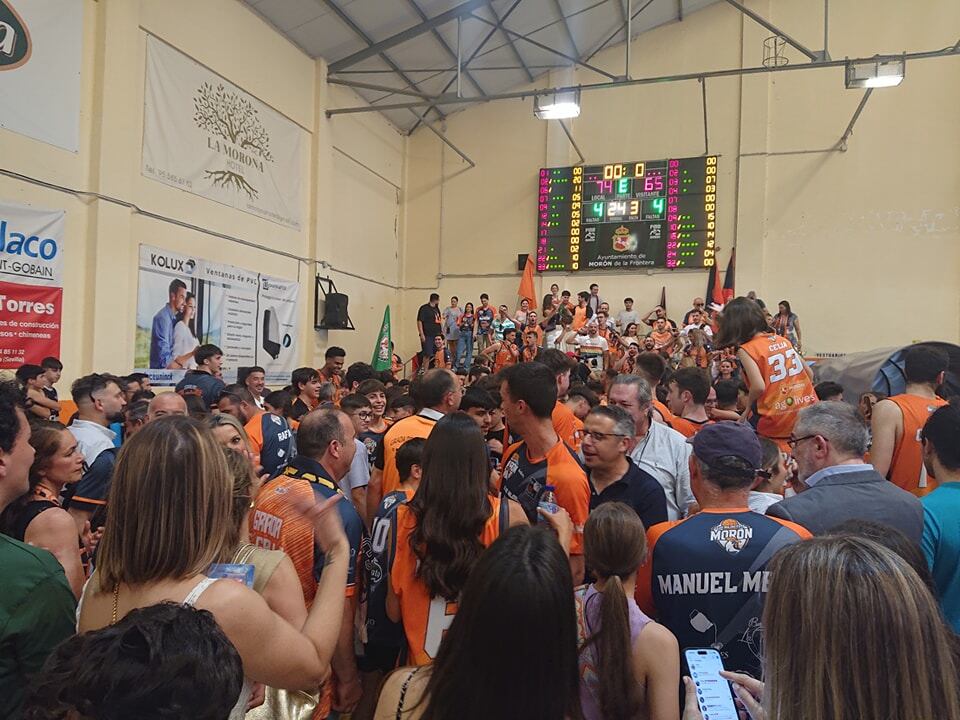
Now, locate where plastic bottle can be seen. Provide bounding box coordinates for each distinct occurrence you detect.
[538,485,559,524]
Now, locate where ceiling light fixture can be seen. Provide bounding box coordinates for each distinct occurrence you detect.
[534,90,581,120]
[845,55,905,89]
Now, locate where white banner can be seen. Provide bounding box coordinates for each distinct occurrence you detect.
[142,35,304,230]
[134,245,300,386]
[0,200,64,286]
[0,0,82,151]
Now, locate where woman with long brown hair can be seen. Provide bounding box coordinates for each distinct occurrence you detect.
[386,412,527,665]
[577,503,679,720]
[683,535,960,720]
[0,421,85,596]
[715,297,816,450]
[76,416,350,719]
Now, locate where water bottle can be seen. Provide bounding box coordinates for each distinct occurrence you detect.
[538,485,559,524]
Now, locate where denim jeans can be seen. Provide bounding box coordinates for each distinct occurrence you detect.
[456,331,474,370]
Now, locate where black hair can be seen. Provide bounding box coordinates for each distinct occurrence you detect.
[264,390,294,417]
[15,364,45,384]
[325,346,346,360]
[671,367,711,405]
[904,346,950,385]
[715,296,770,348]
[291,367,319,394]
[21,603,242,720]
[714,379,740,408]
[125,400,151,426]
[340,393,372,413]
[500,362,557,419]
[388,393,415,412]
[396,437,426,482]
[167,279,187,296]
[127,372,149,385]
[40,357,63,372]
[409,413,492,600]
[429,293,440,302]
[459,387,495,412]
[623,297,633,303]
[357,379,388,397]
[411,369,456,410]
[814,380,844,401]
[194,344,223,366]
[344,361,374,389]
[923,404,960,472]
[377,370,397,386]
[567,384,599,408]
[218,384,255,406]
[70,373,121,405]
[479,293,489,301]
[634,352,667,386]
[467,365,491,382]
[589,283,599,290]
[183,394,209,420]
[538,348,577,378]
[777,299,792,315]
[130,390,156,403]
[238,366,265,387]
[418,526,580,720]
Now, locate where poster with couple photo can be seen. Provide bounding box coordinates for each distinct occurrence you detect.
[134,244,299,386]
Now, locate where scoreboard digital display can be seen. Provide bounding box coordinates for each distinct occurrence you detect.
[536,155,718,272]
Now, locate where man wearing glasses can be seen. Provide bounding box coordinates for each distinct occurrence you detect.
[339,393,374,518]
[767,402,922,540]
[582,405,667,530]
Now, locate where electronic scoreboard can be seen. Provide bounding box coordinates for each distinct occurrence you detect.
[536,155,718,272]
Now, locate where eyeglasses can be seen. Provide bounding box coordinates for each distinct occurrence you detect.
[787,434,819,449]
[354,411,372,420]
[582,429,630,442]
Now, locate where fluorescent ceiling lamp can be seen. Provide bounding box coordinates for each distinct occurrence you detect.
[845,56,905,89]
[534,90,581,120]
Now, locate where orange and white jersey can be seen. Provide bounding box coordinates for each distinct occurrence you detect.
[887,394,948,496]
[740,333,817,444]
[390,497,507,665]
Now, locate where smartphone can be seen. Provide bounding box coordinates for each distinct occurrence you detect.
[683,648,739,720]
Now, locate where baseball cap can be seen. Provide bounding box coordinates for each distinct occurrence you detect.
[688,421,762,469]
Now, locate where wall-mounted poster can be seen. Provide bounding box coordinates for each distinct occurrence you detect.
[0,0,83,151]
[142,35,305,230]
[0,200,64,367]
[134,245,299,386]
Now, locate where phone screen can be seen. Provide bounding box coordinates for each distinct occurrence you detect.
[684,648,739,720]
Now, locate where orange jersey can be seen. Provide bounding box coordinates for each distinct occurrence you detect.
[887,394,948,496]
[670,417,712,438]
[500,439,589,554]
[740,333,817,442]
[521,345,540,363]
[378,413,438,495]
[391,497,507,665]
[523,325,544,346]
[652,399,677,427]
[572,306,589,331]
[493,343,519,373]
[552,400,584,451]
[432,348,450,369]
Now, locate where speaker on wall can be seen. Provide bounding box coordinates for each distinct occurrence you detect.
[323,293,350,329]
[517,253,530,272]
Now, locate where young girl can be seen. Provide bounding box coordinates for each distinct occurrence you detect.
[456,302,476,371]
[715,297,816,449]
[514,298,531,327]
[681,328,710,369]
[748,437,790,514]
[576,503,679,720]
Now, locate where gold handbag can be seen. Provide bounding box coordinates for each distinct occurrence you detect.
[246,686,319,720]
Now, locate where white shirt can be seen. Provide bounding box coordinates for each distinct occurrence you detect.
[68,420,117,467]
[340,438,371,496]
[681,323,713,338]
[171,321,199,368]
[749,491,783,514]
[629,419,693,521]
[573,334,609,353]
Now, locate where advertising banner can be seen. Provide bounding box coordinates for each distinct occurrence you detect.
[0,200,64,368]
[134,245,299,386]
[0,0,82,151]
[142,35,304,230]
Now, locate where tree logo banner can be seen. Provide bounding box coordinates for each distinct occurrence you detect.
[142,35,305,230]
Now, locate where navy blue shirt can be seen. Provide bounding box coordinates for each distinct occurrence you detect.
[588,457,668,531]
[174,370,225,410]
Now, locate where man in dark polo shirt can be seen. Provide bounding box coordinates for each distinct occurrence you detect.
[416,293,442,366]
[582,404,667,530]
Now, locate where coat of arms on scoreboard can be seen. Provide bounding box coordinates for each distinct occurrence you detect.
[611,225,637,253]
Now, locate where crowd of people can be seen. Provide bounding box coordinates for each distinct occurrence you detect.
[1,284,959,720]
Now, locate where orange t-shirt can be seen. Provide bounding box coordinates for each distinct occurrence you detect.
[552,401,584,451]
[739,333,817,443]
[887,394,948,496]
[521,346,539,363]
[493,343,519,373]
[524,325,544,346]
[652,399,677,427]
[572,306,589,331]
[670,417,712,438]
[379,414,438,495]
[391,497,506,665]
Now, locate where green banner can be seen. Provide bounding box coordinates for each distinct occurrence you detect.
[371,306,392,371]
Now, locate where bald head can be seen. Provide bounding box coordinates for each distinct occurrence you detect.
[148,392,188,421]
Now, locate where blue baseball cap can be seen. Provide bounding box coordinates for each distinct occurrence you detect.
[688,421,763,469]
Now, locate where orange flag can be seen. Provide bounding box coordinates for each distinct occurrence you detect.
[518,255,536,306]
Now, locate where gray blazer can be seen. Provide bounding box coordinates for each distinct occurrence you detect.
[766,467,924,543]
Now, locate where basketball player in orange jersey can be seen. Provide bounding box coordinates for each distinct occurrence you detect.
[387,414,527,665]
[715,297,817,451]
[480,327,520,372]
[870,345,949,496]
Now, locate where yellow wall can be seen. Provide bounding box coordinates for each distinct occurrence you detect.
[1,0,406,387]
[400,0,960,356]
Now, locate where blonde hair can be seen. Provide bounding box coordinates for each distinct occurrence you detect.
[222,447,255,552]
[97,416,234,590]
[205,413,251,453]
[764,536,960,720]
